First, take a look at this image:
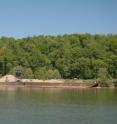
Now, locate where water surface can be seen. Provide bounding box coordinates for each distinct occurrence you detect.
[0,88,117,124]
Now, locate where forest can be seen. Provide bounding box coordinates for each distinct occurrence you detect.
[0,34,117,85]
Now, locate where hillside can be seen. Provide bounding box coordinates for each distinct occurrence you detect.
[0,34,117,82]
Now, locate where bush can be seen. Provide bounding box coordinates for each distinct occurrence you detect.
[113,80,117,87]
[34,67,61,79]
[45,69,61,79]
[9,66,34,79]
[97,68,110,87]
[34,67,47,79]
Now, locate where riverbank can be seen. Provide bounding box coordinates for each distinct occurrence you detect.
[0,84,100,91]
[0,81,99,89]
[0,75,116,89]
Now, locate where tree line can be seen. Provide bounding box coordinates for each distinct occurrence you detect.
[0,34,117,82]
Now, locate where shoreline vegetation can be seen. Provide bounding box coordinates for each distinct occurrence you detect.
[0,34,117,88]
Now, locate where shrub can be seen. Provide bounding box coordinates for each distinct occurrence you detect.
[113,80,117,87]
[97,68,110,87]
[34,67,61,79]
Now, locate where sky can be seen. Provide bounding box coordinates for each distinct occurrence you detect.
[0,0,117,38]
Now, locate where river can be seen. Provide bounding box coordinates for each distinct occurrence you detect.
[0,88,117,124]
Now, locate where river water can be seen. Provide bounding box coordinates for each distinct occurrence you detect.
[0,88,117,124]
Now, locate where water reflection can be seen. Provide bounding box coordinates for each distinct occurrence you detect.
[0,88,117,124]
[0,88,117,105]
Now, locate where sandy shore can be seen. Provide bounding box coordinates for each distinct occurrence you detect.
[0,75,99,89]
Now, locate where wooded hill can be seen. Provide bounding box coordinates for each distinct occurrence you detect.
[0,34,117,81]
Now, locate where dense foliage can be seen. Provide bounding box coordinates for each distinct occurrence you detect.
[0,34,117,80]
